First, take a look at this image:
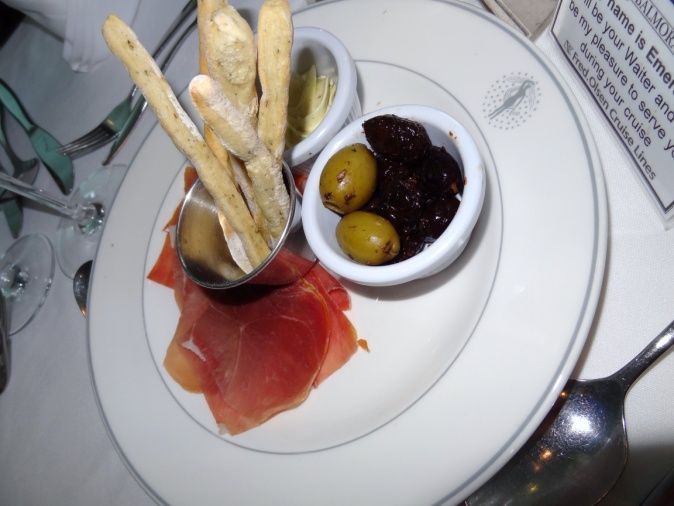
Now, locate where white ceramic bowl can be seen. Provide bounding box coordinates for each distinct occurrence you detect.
[301,105,486,287]
[283,26,361,170]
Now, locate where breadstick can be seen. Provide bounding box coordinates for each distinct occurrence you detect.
[204,129,267,241]
[197,0,235,183]
[197,0,226,84]
[102,15,270,267]
[197,0,225,17]
[204,5,258,122]
[190,74,289,242]
[257,0,293,162]
[198,1,270,250]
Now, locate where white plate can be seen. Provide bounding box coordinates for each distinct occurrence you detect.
[88,0,607,504]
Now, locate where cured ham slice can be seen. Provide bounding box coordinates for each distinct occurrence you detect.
[304,268,357,386]
[173,280,331,434]
[157,245,357,434]
[147,234,179,288]
[149,177,359,434]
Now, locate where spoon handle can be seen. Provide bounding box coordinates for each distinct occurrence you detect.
[610,319,674,392]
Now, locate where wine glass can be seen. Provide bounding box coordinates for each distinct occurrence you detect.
[0,164,126,279]
[0,233,54,335]
[54,165,126,278]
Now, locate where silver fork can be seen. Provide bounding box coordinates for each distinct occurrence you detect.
[58,0,197,158]
[102,16,198,165]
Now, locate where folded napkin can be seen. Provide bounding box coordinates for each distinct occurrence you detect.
[3,0,140,72]
[481,0,557,39]
[5,0,314,72]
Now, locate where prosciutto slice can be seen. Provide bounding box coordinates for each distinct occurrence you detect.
[172,280,330,434]
[149,178,358,434]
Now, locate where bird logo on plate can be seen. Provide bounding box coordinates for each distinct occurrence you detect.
[483,72,540,130]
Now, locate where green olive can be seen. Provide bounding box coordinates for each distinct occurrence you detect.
[336,211,400,265]
[319,143,377,214]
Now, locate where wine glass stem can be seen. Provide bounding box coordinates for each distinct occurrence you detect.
[0,170,102,232]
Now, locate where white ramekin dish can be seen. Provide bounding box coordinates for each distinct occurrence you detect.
[301,104,486,287]
[283,26,361,171]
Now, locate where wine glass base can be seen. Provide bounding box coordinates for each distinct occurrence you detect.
[56,165,126,278]
[0,234,54,335]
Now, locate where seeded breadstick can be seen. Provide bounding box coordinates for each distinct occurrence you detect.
[190,74,289,242]
[102,15,270,267]
[257,0,293,162]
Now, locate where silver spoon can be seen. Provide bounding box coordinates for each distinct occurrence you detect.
[176,163,307,289]
[73,260,92,317]
[466,319,674,505]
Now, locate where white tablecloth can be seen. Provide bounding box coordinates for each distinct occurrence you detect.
[0,1,672,504]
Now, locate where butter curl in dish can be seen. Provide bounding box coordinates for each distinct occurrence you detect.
[283,26,361,171]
